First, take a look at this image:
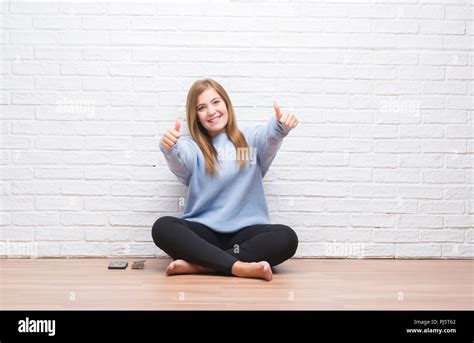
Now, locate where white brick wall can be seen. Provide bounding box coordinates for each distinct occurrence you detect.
[1,0,472,259]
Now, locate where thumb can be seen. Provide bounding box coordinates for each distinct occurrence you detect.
[274,101,282,121]
[174,118,181,132]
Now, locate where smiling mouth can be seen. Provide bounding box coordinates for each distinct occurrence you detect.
[208,114,223,123]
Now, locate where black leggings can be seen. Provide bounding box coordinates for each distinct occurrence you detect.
[151,216,298,275]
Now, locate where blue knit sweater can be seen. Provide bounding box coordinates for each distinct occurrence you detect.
[159,115,292,233]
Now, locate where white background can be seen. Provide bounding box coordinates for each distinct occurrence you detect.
[1,0,472,258]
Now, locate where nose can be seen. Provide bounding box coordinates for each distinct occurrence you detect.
[207,105,217,116]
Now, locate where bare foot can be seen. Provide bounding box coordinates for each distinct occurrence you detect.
[231,261,273,281]
[165,259,213,276]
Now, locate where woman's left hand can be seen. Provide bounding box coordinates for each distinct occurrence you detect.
[274,101,298,129]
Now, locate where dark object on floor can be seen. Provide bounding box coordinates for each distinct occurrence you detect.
[132,260,146,269]
[108,262,128,270]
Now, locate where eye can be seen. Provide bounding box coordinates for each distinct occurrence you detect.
[197,106,204,111]
[213,100,220,105]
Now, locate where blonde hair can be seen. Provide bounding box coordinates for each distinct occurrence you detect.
[186,78,250,176]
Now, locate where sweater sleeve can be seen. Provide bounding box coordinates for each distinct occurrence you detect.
[159,139,196,186]
[251,115,292,177]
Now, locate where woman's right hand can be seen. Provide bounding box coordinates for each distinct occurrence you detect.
[161,118,181,150]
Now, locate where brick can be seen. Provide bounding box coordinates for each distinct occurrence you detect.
[421,230,464,243]
[325,199,371,212]
[325,168,372,182]
[0,135,31,148]
[447,96,474,110]
[397,35,443,50]
[361,243,395,257]
[35,136,83,150]
[85,47,131,61]
[371,200,418,214]
[398,186,443,199]
[399,215,443,228]
[85,228,131,241]
[446,6,474,20]
[1,166,33,180]
[351,125,397,138]
[325,139,371,152]
[110,183,156,197]
[374,169,421,183]
[373,230,419,243]
[351,154,397,168]
[399,125,444,138]
[35,168,83,179]
[13,181,60,195]
[398,155,444,168]
[61,182,108,196]
[395,244,442,257]
[61,213,108,226]
[36,197,82,211]
[83,16,130,30]
[445,186,472,200]
[421,21,465,35]
[446,126,474,139]
[36,228,83,241]
[35,77,81,91]
[444,216,473,228]
[33,17,81,29]
[10,2,57,14]
[109,213,156,227]
[303,214,348,227]
[420,53,468,66]
[84,137,131,151]
[11,212,60,226]
[59,31,108,45]
[419,201,465,214]
[348,6,396,18]
[350,214,396,228]
[442,244,473,258]
[110,32,158,46]
[400,5,444,19]
[0,227,33,240]
[351,185,396,198]
[446,67,474,80]
[12,62,58,75]
[446,154,473,168]
[423,81,466,95]
[0,76,33,90]
[131,198,178,212]
[10,31,58,45]
[60,243,109,256]
[58,3,105,15]
[35,47,82,61]
[422,110,467,124]
[107,3,155,15]
[84,167,132,180]
[423,170,465,183]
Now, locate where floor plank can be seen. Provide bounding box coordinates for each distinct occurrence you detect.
[1,258,472,310]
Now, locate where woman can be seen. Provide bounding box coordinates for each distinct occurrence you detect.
[152,79,299,281]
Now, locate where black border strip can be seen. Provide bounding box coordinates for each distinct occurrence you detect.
[0,310,472,342]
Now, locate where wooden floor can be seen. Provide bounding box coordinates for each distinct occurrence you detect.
[1,258,472,310]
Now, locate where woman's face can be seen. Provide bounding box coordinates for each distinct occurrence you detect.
[196,87,228,137]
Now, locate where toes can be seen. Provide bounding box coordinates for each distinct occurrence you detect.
[262,262,272,281]
[165,262,175,275]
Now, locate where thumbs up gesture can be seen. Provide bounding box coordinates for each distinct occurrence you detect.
[274,101,298,129]
[161,118,181,150]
